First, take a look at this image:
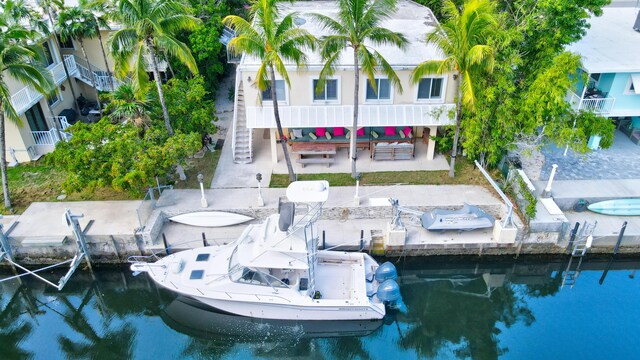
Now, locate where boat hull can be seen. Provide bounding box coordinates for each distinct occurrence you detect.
[192,296,385,321]
[588,199,640,216]
[169,211,253,227]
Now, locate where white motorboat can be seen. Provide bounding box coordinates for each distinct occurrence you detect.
[131,181,402,320]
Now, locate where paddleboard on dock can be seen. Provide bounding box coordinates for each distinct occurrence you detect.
[587,199,640,216]
[169,211,253,227]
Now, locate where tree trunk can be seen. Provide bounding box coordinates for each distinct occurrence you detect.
[0,100,12,210]
[350,48,360,179]
[46,6,81,112]
[147,39,173,136]
[269,66,296,182]
[78,38,102,114]
[96,27,114,91]
[449,72,463,178]
[147,40,185,180]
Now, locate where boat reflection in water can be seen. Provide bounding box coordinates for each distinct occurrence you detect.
[161,295,385,341]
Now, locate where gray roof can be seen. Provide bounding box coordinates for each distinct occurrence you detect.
[567,7,640,73]
[240,0,443,69]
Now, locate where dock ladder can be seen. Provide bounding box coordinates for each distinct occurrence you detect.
[562,221,596,288]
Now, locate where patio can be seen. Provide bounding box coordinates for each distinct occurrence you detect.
[538,130,640,181]
[211,127,449,189]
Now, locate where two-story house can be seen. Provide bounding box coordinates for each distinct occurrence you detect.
[230,0,456,165]
[5,1,168,163]
[567,6,640,144]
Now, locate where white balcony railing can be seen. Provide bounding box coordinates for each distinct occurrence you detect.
[10,56,78,116]
[32,127,72,146]
[569,92,616,114]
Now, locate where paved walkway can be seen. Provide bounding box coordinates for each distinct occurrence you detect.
[539,131,640,181]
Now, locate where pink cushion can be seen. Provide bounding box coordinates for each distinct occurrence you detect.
[384,127,395,136]
[357,128,365,137]
[333,127,345,137]
[403,127,412,137]
[315,127,326,137]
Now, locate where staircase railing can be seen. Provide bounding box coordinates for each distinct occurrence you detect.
[72,55,121,91]
[232,69,241,159]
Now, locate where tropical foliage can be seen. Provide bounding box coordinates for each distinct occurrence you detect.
[0,2,54,210]
[314,0,408,178]
[162,75,216,136]
[48,119,200,192]
[453,0,613,167]
[411,0,497,177]
[224,0,316,182]
[108,0,201,136]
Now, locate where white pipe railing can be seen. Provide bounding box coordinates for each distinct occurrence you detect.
[32,128,72,146]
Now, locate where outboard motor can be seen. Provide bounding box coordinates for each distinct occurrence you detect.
[376,279,407,313]
[375,262,398,282]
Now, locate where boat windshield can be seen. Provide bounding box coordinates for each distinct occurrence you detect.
[228,250,288,288]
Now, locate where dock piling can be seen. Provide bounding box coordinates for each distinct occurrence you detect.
[162,233,171,255]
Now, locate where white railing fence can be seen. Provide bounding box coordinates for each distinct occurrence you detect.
[32,128,72,146]
[568,92,616,114]
[142,54,168,72]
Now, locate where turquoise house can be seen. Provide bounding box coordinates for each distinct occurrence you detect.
[567,7,640,143]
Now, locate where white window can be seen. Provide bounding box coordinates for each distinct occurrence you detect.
[47,88,62,107]
[312,79,339,102]
[625,74,640,95]
[417,78,444,100]
[261,80,286,102]
[365,78,391,101]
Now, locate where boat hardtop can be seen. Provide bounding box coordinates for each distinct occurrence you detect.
[130,181,402,320]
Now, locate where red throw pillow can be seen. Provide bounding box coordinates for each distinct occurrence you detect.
[357,128,365,137]
[384,127,395,136]
[333,127,345,137]
[315,127,326,137]
[403,127,412,137]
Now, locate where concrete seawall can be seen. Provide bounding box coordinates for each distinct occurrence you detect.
[2,186,640,267]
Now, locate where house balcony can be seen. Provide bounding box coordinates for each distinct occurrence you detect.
[568,91,616,115]
[31,116,72,146]
[10,55,77,116]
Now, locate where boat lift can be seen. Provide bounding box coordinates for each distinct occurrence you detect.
[0,209,92,290]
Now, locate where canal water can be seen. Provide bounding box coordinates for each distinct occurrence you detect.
[1,256,639,360]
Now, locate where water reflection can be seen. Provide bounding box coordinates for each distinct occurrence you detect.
[0,257,638,359]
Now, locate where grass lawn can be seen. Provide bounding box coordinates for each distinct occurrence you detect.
[0,159,139,214]
[269,157,500,188]
[173,148,221,189]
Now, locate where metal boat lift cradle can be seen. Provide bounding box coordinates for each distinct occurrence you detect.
[0,209,92,290]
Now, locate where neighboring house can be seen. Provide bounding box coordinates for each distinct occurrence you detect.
[567,6,640,143]
[229,0,456,164]
[5,1,168,163]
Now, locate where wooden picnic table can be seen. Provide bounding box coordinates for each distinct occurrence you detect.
[291,143,336,167]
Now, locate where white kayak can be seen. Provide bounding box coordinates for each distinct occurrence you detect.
[169,211,253,227]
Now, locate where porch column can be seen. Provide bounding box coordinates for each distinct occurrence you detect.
[426,126,437,160]
[270,128,278,163]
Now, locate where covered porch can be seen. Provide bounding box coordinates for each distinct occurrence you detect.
[253,129,450,175]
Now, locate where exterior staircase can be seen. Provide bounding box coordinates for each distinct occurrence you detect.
[71,55,121,91]
[232,74,253,164]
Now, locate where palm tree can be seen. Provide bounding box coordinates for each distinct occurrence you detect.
[40,0,82,112]
[6,0,65,131]
[0,15,54,210]
[410,0,497,177]
[313,0,408,178]
[224,0,316,182]
[78,0,115,91]
[57,5,104,114]
[104,82,157,128]
[108,0,201,137]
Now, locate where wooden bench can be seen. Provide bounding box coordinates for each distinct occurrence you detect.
[296,157,336,168]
